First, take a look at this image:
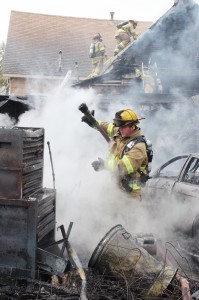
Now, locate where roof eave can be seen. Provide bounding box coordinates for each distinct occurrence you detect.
[3,73,69,79]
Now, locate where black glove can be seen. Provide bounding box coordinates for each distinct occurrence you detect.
[91,157,105,171]
[138,171,151,187]
[121,175,133,193]
[81,110,95,127]
[139,172,150,183]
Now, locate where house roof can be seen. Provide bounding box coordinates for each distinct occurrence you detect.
[76,0,199,95]
[3,11,152,79]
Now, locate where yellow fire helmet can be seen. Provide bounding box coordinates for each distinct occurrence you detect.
[113,108,141,127]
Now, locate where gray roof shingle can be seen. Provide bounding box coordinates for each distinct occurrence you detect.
[4,11,152,78]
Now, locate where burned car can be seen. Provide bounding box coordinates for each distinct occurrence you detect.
[144,153,199,204]
[143,153,199,274]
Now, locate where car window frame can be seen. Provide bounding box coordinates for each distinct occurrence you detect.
[178,153,199,184]
[152,154,189,179]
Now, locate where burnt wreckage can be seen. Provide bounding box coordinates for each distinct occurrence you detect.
[0,126,84,299]
[0,95,32,122]
[0,129,197,298]
[0,127,171,298]
[0,127,198,298]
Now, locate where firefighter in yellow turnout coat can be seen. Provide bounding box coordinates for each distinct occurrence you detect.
[91,109,149,201]
[114,20,138,56]
[87,33,107,78]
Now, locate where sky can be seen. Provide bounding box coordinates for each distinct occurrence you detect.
[0,0,177,43]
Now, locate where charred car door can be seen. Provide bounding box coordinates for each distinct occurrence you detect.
[144,154,188,205]
[172,154,199,202]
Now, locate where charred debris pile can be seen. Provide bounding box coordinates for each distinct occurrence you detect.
[0,126,198,299]
[0,223,199,299]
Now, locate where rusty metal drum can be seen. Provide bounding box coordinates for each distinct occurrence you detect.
[88,224,177,298]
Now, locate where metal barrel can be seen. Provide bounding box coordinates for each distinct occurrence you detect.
[88,224,177,298]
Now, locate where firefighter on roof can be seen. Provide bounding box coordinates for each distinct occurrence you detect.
[114,20,138,56]
[82,108,151,201]
[87,33,107,78]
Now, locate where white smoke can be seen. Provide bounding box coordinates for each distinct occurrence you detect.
[0,78,198,269]
[13,83,143,260]
[0,113,15,126]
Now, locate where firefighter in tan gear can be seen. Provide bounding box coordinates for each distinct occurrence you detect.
[114,20,138,56]
[87,33,107,78]
[82,108,149,201]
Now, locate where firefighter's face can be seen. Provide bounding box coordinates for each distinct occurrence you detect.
[119,124,134,137]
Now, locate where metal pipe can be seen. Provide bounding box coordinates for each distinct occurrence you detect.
[75,62,79,82]
[47,141,55,189]
[58,50,62,73]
